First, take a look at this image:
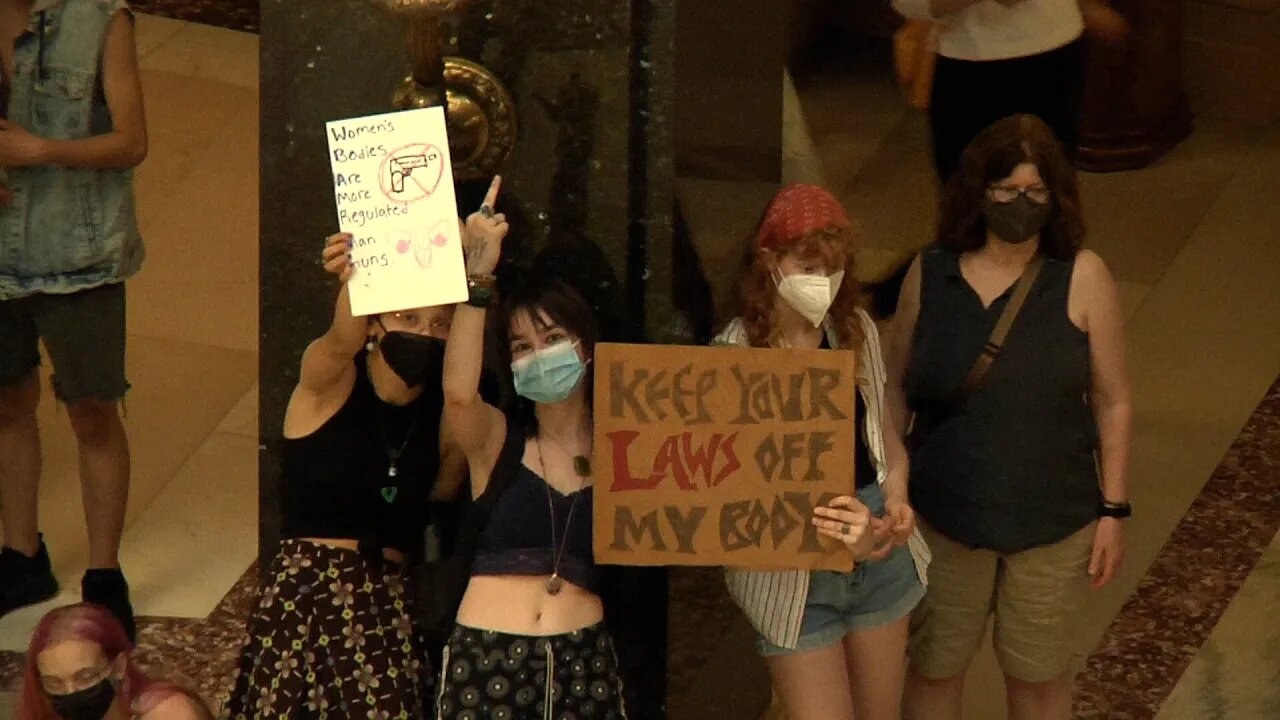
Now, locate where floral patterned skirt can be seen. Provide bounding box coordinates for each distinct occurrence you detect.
[220,540,432,720]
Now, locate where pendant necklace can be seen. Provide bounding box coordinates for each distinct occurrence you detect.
[369,364,421,501]
[544,426,593,479]
[536,436,584,596]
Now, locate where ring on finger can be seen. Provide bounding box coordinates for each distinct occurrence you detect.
[841,523,851,535]
[479,204,493,218]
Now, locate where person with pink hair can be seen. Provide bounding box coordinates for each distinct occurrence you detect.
[17,603,208,720]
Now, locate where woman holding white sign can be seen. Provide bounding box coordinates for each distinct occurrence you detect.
[717,184,931,720]
[221,233,466,719]
[437,177,628,719]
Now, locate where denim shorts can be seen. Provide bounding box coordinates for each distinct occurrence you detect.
[757,483,926,656]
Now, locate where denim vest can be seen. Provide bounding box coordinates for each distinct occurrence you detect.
[0,0,143,299]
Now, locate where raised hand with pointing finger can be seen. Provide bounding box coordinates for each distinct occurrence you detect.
[463,176,509,277]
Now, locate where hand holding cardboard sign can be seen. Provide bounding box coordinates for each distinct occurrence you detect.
[812,496,872,550]
[462,176,509,276]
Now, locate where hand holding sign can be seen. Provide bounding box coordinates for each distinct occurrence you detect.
[462,176,508,276]
[321,232,355,284]
[812,496,871,549]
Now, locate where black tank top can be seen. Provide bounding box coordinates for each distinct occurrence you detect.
[472,426,598,593]
[819,336,876,490]
[905,247,1100,552]
[279,352,443,562]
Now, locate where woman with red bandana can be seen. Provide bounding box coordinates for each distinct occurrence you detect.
[716,185,931,720]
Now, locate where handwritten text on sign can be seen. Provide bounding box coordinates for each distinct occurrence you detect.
[326,107,467,317]
[593,343,858,571]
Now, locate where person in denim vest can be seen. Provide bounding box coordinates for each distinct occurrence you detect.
[0,0,148,641]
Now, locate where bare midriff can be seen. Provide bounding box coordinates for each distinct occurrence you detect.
[456,575,604,636]
[298,538,406,565]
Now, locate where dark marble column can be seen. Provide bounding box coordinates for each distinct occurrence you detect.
[1075,0,1194,171]
[259,0,410,572]
[261,1,670,716]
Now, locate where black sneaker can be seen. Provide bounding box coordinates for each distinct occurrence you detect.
[82,568,136,644]
[0,538,60,618]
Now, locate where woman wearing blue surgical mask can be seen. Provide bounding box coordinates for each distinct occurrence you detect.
[437,177,627,719]
[717,184,931,720]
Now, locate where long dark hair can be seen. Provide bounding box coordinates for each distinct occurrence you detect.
[938,114,1086,260]
[498,274,597,436]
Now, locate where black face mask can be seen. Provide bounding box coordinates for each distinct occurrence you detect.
[48,678,116,720]
[375,331,445,388]
[982,195,1053,244]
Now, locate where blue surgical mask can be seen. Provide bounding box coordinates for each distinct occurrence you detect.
[512,341,587,404]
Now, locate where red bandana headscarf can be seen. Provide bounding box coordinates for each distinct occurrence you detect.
[754,184,851,251]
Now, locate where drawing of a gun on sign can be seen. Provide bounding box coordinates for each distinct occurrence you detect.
[390,152,434,193]
[378,143,445,203]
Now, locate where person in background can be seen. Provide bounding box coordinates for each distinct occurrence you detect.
[220,231,466,719]
[887,115,1131,720]
[0,0,149,640]
[718,184,931,720]
[890,0,1090,184]
[437,177,628,719]
[18,603,209,720]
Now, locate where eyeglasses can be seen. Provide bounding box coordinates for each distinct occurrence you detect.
[988,185,1051,205]
[379,311,451,335]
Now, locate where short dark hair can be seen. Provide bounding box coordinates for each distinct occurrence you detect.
[938,114,1086,261]
[498,274,597,436]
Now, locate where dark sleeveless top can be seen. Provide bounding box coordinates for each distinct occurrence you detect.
[819,336,876,490]
[472,426,598,593]
[905,247,1100,553]
[279,352,443,563]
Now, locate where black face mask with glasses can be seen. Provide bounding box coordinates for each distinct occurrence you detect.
[982,185,1053,244]
[373,328,446,389]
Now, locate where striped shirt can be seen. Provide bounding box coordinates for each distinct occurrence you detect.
[715,310,931,649]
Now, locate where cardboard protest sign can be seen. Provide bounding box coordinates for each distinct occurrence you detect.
[326,107,467,317]
[593,343,858,571]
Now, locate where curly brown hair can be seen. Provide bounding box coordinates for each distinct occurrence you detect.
[731,227,865,351]
[938,114,1086,260]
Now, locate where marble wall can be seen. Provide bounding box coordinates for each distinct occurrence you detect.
[260,1,675,716]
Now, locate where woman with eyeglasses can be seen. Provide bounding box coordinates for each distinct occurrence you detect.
[434,177,627,719]
[886,115,1132,720]
[221,230,468,719]
[18,603,209,720]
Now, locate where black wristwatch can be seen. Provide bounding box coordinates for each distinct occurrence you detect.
[1098,500,1132,519]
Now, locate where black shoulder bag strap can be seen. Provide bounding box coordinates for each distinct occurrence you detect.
[908,255,1044,448]
[956,255,1045,402]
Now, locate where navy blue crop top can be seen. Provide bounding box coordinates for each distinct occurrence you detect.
[472,428,598,593]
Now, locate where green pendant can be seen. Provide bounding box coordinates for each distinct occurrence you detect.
[381,486,398,504]
[573,455,591,478]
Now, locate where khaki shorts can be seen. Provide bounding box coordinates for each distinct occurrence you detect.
[907,519,1095,683]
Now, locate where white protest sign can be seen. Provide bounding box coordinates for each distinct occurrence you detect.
[326,106,467,317]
